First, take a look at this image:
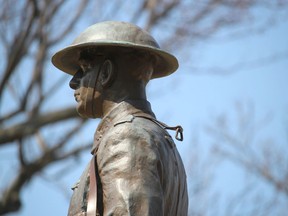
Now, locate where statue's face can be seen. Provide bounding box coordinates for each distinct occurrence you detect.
[69,56,104,118]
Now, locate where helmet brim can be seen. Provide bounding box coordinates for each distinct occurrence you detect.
[51,41,178,79]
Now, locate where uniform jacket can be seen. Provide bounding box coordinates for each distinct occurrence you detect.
[68,100,188,216]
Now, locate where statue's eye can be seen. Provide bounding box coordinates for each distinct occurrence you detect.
[74,69,83,79]
[80,64,90,74]
[78,57,92,74]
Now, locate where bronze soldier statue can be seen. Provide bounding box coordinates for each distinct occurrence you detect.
[52,21,188,216]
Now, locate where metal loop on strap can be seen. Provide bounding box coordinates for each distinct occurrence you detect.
[163,125,183,141]
[133,114,184,142]
[175,126,183,141]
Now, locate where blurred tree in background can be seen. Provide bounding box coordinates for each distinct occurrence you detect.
[0,0,287,215]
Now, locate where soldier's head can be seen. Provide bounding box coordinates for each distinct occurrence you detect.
[52,21,178,119]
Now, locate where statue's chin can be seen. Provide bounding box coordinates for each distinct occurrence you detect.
[76,101,100,119]
[76,101,87,118]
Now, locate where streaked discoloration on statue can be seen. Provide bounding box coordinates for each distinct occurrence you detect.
[52,21,188,216]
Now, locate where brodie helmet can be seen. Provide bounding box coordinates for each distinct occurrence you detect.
[52,21,178,79]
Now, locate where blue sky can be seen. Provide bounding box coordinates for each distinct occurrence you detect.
[4,9,288,216]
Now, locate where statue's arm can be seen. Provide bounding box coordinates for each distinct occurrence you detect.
[97,124,164,216]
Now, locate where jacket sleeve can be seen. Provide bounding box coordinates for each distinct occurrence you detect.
[96,122,164,216]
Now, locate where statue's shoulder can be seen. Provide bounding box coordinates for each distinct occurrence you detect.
[113,113,183,143]
[110,114,161,137]
[113,114,136,127]
[113,113,159,128]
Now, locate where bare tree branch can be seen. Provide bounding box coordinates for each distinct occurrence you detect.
[0,118,89,214]
[1,0,287,215]
[0,107,79,145]
[0,140,91,214]
[48,0,89,45]
[145,0,180,31]
[207,102,288,198]
[0,0,39,99]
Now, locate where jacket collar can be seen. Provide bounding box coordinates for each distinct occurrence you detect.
[91,99,155,154]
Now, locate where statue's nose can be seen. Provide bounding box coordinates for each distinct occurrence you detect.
[69,69,82,90]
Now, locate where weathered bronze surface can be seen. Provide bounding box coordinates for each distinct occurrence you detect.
[52,21,188,216]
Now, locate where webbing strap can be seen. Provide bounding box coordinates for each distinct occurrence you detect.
[87,156,97,216]
[134,114,184,141]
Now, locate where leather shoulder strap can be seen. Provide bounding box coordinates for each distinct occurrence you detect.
[87,156,97,216]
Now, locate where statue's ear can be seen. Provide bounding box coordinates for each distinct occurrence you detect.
[100,59,115,88]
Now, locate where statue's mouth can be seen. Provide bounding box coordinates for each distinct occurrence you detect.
[74,93,80,102]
